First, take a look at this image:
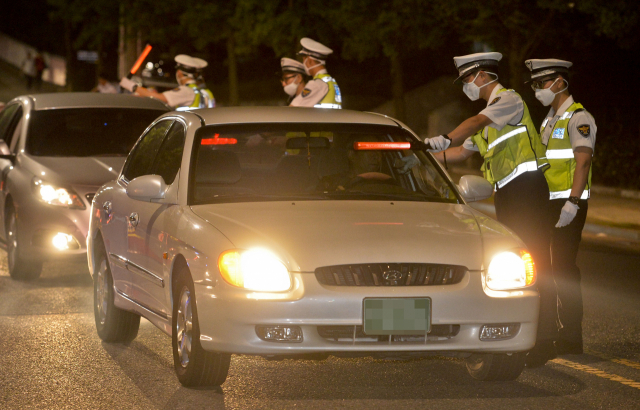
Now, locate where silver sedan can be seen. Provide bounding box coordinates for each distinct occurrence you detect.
[88,107,539,387]
[0,93,168,280]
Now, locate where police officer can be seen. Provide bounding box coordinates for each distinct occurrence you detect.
[526,59,596,356]
[120,54,213,109]
[424,52,557,366]
[280,57,309,104]
[194,59,216,108]
[292,38,342,109]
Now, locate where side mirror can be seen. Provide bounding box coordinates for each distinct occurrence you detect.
[457,175,493,202]
[126,175,167,202]
[0,140,10,156]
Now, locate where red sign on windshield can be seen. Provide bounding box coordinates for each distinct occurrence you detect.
[354,142,411,150]
[202,134,238,145]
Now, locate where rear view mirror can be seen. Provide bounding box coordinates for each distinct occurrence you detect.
[457,175,493,202]
[126,175,167,202]
[285,136,330,150]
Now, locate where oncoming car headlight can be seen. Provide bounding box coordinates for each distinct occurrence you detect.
[485,250,536,290]
[32,178,85,209]
[218,248,292,292]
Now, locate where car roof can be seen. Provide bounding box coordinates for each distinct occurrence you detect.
[186,107,402,127]
[25,93,170,111]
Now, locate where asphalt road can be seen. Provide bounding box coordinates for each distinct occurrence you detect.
[1,241,639,410]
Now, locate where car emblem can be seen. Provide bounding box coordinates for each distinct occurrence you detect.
[382,270,404,284]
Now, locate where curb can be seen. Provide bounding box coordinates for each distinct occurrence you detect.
[468,202,640,242]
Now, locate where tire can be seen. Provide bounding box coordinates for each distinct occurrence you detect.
[172,264,230,387]
[6,206,42,280]
[94,240,140,342]
[465,353,525,381]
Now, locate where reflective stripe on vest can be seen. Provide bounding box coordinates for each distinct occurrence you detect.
[470,88,547,188]
[541,101,592,200]
[549,188,590,200]
[313,73,342,109]
[496,160,538,189]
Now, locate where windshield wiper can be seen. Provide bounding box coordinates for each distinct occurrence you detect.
[320,190,434,201]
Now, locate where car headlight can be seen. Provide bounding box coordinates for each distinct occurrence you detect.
[486,249,536,290]
[32,178,85,209]
[218,248,292,292]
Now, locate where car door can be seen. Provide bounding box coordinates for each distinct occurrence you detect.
[0,103,23,240]
[109,119,173,300]
[127,120,186,317]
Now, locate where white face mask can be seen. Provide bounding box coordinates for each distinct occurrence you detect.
[534,78,568,106]
[462,71,497,101]
[283,79,299,96]
[303,58,323,76]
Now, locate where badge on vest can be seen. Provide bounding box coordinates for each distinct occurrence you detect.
[577,124,590,137]
[301,88,311,98]
[489,96,501,106]
[552,128,565,139]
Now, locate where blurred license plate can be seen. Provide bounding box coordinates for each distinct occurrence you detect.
[363,298,431,335]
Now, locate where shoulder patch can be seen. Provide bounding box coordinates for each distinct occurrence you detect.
[172,87,180,92]
[577,124,590,137]
[489,96,501,106]
[301,88,311,98]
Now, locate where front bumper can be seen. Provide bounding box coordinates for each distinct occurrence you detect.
[196,270,539,355]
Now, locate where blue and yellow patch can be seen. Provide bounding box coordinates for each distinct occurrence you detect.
[577,124,590,137]
[301,88,311,98]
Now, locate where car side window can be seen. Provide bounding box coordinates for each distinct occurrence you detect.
[152,122,186,185]
[0,104,21,146]
[122,120,172,182]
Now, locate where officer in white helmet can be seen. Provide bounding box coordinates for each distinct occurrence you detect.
[420,52,557,367]
[120,54,212,109]
[292,38,342,109]
[280,57,309,104]
[526,59,596,357]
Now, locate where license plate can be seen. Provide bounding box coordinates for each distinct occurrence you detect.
[363,298,431,335]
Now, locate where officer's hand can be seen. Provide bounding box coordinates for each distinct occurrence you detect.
[424,135,452,152]
[394,156,420,174]
[119,77,138,92]
[556,201,579,228]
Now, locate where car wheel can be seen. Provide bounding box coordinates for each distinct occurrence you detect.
[94,241,140,342]
[172,264,230,387]
[465,353,525,381]
[6,207,42,280]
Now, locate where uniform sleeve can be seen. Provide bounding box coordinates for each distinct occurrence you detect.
[162,85,196,108]
[289,79,329,107]
[567,111,596,151]
[479,91,524,131]
[462,137,479,152]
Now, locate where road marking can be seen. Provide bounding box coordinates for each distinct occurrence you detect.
[552,358,640,390]
[585,349,640,371]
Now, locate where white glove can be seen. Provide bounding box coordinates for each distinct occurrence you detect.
[394,156,420,174]
[424,135,451,152]
[119,77,138,92]
[556,201,579,228]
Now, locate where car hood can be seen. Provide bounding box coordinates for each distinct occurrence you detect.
[21,155,124,187]
[191,201,505,272]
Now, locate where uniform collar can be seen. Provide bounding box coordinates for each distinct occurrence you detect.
[316,69,328,75]
[547,95,574,118]
[486,83,504,106]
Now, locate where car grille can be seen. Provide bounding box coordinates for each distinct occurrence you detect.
[317,325,460,343]
[314,263,466,286]
[85,193,95,204]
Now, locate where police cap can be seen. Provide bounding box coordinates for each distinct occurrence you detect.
[453,52,502,84]
[175,54,208,74]
[525,59,572,83]
[281,57,306,75]
[297,37,333,61]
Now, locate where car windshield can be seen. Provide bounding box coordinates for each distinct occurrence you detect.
[191,123,460,204]
[26,108,165,156]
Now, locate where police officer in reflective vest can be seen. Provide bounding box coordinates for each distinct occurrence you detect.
[280,57,309,104]
[426,52,558,366]
[120,54,213,109]
[526,59,596,356]
[292,38,342,109]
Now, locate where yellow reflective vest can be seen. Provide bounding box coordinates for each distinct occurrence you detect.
[187,83,215,109]
[470,88,549,188]
[313,73,342,109]
[540,102,591,200]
